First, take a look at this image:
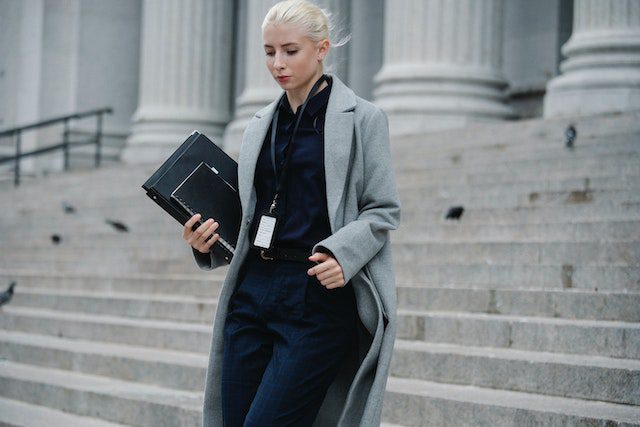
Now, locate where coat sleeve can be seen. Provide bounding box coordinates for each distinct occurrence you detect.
[191,247,228,270]
[312,107,401,283]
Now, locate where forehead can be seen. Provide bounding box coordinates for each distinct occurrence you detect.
[263,23,311,47]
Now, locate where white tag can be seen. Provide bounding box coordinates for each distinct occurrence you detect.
[253,215,277,249]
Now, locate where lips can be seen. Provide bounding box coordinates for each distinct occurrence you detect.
[277,76,290,82]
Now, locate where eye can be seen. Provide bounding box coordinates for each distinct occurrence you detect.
[265,51,275,56]
[287,50,298,55]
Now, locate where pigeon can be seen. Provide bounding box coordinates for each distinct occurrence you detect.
[565,125,577,149]
[51,234,62,244]
[61,201,76,214]
[445,205,464,220]
[0,282,16,307]
[105,219,129,232]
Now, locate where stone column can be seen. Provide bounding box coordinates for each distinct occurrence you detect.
[544,0,640,117]
[316,0,350,81]
[348,0,384,100]
[123,0,233,164]
[374,0,515,135]
[223,0,280,160]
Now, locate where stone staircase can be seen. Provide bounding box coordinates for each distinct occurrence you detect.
[0,111,639,426]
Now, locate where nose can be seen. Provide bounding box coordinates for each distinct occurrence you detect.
[273,51,285,70]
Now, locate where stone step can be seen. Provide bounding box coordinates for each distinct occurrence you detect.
[5,272,639,321]
[393,136,640,170]
[391,125,638,154]
[5,172,638,224]
[396,286,640,322]
[382,376,640,426]
[391,340,640,405]
[0,360,202,427]
[399,188,640,212]
[392,220,640,242]
[0,271,224,296]
[4,218,640,247]
[4,215,640,252]
[3,199,639,236]
[0,396,130,427]
[5,186,638,229]
[395,157,640,187]
[390,110,640,150]
[396,150,639,177]
[396,309,640,359]
[393,262,640,291]
[399,201,640,227]
[393,241,640,267]
[3,294,637,359]
[0,307,211,353]
[11,288,218,324]
[4,241,638,269]
[397,172,640,195]
[0,330,207,391]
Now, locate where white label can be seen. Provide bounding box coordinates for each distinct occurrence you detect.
[253,215,277,248]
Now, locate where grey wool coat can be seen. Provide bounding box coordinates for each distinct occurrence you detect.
[192,73,401,426]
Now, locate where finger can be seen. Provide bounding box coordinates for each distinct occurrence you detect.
[204,233,220,249]
[325,279,345,289]
[198,222,219,243]
[187,221,209,246]
[193,218,214,238]
[310,259,335,276]
[183,214,201,239]
[316,265,341,282]
[309,252,328,261]
[186,213,201,228]
[320,277,340,289]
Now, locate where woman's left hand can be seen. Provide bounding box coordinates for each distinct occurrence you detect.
[307,252,346,289]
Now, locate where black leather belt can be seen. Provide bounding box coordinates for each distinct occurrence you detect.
[253,246,312,263]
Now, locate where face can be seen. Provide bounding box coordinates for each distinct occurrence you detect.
[263,22,329,92]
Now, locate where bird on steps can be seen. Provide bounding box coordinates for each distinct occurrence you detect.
[445,206,464,220]
[0,282,16,307]
[105,219,129,233]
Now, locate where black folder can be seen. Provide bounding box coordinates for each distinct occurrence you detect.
[142,131,240,263]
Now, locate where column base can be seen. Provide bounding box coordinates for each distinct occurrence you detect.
[122,118,225,165]
[374,65,516,136]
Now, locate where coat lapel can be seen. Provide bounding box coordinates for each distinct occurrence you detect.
[236,73,357,231]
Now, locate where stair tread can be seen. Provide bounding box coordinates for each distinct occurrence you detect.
[397,308,640,328]
[0,396,130,427]
[0,329,207,366]
[385,376,640,423]
[15,288,217,304]
[0,306,210,331]
[394,339,640,369]
[0,360,203,409]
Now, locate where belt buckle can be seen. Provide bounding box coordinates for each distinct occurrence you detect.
[260,249,274,260]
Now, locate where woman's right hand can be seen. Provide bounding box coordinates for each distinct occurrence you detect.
[183,213,220,254]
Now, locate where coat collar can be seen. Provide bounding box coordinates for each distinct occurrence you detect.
[238,73,356,232]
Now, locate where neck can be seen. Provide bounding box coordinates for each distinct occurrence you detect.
[286,71,327,114]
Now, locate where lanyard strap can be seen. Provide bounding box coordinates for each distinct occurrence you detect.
[268,74,327,214]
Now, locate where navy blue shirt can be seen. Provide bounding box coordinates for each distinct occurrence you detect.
[249,77,333,251]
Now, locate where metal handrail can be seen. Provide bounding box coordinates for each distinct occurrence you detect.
[0,107,113,186]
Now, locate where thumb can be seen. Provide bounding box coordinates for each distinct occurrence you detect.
[308,252,328,262]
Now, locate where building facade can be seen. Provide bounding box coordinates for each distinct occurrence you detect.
[1,0,638,169]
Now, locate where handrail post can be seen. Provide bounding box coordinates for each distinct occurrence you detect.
[95,112,103,167]
[14,130,21,187]
[63,118,70,170]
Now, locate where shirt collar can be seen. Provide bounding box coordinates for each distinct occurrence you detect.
[280,76,333,118]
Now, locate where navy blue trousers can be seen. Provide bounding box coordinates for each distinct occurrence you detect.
[221,250,358,426]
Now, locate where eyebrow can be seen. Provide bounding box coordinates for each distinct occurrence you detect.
[264,42,299,48]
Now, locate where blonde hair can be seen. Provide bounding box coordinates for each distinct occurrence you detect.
[262,0,350,49]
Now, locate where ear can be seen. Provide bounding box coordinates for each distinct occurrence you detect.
[317,38,330,61]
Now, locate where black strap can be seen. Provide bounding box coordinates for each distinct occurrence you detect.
[268,74,328,214]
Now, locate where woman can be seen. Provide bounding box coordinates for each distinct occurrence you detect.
[183,1,400,425]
